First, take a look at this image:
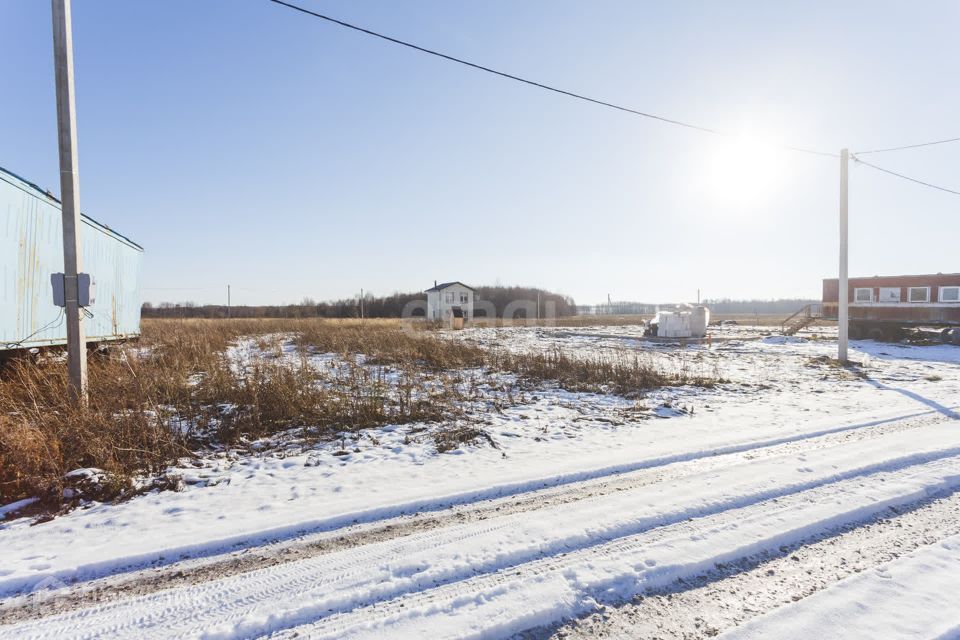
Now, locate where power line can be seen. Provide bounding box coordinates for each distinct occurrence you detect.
[266,0,837,158]
[143,286,220,291]
[854,136,960,156]
[852,155,960,197]
[4,309,65,350]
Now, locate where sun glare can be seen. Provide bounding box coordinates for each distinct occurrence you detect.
[703,133,787,211]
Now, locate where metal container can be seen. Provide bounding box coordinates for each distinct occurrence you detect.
[1,165,143,351]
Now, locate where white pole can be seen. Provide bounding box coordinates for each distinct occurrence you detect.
[227,284,231,318]
[52,0,87,402]
[838,148,849,364]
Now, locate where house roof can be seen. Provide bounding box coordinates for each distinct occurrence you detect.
[426,281,475,292]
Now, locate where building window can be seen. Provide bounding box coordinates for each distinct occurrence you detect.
[940,286,960,303]
[460,293,468,304]
[854,288,873,303]
[879,287,901,303]
[445,292,454,303]
[908,286,931,303]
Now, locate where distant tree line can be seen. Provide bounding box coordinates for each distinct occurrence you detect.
[142,293,815,320]
[574,299,817,316]
[702,298,818,315]
[142,286,579,319]
[472,286,578,318]
[578,302,659,315]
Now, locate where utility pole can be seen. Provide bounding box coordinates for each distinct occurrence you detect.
[227,284,231,318]
[52,0,87,402]
[537,290,541,321]
[359,288,364,319]
[838,148,850,364]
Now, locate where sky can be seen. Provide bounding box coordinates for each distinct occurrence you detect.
[2,0,958,306]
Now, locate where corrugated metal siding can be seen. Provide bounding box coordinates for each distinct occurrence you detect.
[1,167,143,350]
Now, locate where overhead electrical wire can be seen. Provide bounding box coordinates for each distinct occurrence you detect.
[853,136,960,156]
[265,0,960,198]
[142,287,220,291]
[852,155,960,197]
[266,0,838,158]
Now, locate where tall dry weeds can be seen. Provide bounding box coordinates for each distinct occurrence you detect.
[1,318,714,507]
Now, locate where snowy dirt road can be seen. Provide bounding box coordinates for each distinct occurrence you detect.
[2,328,960,639]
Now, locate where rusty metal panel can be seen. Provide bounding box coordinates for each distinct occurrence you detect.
[1,166,143,351]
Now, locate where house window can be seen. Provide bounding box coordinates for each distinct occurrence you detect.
[940,286,960,303]
[879,287,901,303]
[460,293,468,304]
[854,288,873,303]
[908,286,930,303]
[445,292,454,303]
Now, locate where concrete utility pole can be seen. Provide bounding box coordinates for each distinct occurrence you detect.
[227,284,231,318]
[52,0,87,402]
[359,288,364,319]
[838,148,850,364]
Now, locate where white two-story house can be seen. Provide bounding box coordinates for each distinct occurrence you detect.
[426,281,475,322]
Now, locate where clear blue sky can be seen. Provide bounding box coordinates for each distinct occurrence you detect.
[2,0,958,306]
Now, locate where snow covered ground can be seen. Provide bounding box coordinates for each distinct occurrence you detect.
[720,533,960,640]
[1,324,959,639]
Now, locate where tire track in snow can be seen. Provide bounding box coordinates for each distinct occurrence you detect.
[286,456,960,640]
[4,402,948,603]
[530,489,960,639]
[0,408,949,624]
[717,530,960,640]
[3,425,960,640]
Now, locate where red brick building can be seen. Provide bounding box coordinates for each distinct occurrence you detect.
[822,273,960,340]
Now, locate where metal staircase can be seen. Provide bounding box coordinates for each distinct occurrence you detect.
[781,303,823,336]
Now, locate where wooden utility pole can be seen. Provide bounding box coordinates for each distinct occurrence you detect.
[52,0,87,402]
[838,148,850,364]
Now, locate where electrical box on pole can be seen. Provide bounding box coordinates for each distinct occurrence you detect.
[52,272,94,307]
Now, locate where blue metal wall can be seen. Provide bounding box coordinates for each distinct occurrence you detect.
[1,166,143,350]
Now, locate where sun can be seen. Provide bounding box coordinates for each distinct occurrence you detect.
[702,133,787,211]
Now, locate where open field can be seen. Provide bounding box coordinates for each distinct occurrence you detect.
[459,312,812,328]
[1,320,959,639]
[0,318,710,508]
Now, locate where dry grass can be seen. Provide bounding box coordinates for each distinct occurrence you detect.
[491,347,712,397]
[433,425,496,453]
[0,319,467,506]
[1,318,714,507]
[0,355,187,505]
